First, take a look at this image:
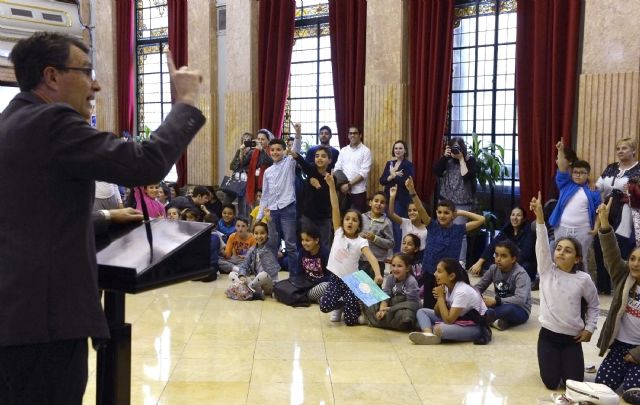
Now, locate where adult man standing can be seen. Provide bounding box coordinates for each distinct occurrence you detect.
[333,125,372,213]
[0,32,205,404]
[305,125,339,171]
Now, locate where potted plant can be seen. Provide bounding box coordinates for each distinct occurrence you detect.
[465,133,509,266]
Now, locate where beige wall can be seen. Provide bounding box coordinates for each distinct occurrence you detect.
[581,0,640,74]
[93,0,117,133]
[187,0,218,186]
[223,0,258,176]
[576,0,640,176]
[363,0,409,194]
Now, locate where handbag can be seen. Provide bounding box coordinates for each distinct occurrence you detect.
[221,171,248,198]
[273,275,315,307]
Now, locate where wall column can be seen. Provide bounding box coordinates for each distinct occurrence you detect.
[363,0,409,193]
[224,0,259,176]
[187,0,218,185]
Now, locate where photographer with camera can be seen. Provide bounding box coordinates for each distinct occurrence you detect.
[433,137,477,267]
[229,132,255,215]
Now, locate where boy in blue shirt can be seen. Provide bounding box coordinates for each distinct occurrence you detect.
[548,138,601,276]
[256,123,302,276]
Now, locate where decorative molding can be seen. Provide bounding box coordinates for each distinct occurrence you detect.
[187,94,217,185]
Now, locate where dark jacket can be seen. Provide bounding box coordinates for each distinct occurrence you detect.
[480,221,537,278]
[294,154,331,220]
[0,92,205,346]
[597,227,640,360]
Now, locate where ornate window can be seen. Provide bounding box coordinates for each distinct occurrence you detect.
[284,0,338,150]
[449,0,518,204]
[135,0,175,181]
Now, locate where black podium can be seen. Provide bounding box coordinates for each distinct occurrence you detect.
[96,219,213,405]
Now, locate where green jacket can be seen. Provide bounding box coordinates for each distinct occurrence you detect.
[597,227,640,359]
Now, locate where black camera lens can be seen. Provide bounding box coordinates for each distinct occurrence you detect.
[244,140,256,148]
[451,147,460,154]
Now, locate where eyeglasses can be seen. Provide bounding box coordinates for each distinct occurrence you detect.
[572,170,589,176]
[56,66,96,81]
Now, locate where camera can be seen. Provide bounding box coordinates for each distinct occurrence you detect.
[450,146,461,155]
[244,140,257,148]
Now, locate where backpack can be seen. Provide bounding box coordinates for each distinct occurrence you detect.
[273,276,315,307]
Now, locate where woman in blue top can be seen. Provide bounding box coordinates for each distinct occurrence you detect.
[380,140,414,251]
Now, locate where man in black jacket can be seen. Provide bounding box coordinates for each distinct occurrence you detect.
[0,32,205,404]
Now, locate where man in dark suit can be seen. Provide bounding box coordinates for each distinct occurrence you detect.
[0,32,205,404]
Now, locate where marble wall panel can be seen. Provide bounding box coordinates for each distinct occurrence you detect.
[363,83,408,194]
[224,91,257,176]
[582,0,640,74]
[576,71,640,177]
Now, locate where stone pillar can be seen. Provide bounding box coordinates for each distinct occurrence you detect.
[93,0,118,133]
[363,0,409,194]
[224,0,259,176]
[187,0,218,186]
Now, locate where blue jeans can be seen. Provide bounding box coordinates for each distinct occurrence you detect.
[494,303,529,326]
[267,202,298,276]
[416,308,481,342]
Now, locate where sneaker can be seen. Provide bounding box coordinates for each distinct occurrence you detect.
[409,331,441,345]
[492,319,509,331]
[483,308,497,325]
[584,364,596,373]
[473,327,492,345]
[329,309,343,322]
[623,388,640,405]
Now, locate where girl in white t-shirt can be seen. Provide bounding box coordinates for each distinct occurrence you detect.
[319,174,383,326]
[409,258,488,345]
[388,178,428,251]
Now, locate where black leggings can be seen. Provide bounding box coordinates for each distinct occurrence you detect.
[537,327,584,389]
[422,272,436,309]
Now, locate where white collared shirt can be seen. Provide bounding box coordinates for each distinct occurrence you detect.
[333,142,372,194]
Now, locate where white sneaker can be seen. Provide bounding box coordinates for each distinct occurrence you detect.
[409,331,441,345]
[329,309,343,322]
[229,272,240,283]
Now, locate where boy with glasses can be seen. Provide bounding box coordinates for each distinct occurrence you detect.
[548,138,601,276]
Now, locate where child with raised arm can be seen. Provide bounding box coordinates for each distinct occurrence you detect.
[548,138,601,276]
[256,123,302,276]
[420,196,485,308]
[319,174,383,326]
[595,198,640,405]
[531,191,600,390]
[388,177,429,252]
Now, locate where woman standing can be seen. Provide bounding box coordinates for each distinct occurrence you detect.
[595,138,640,294]
[434,137,477,266]
[380,140,415,250]
[243,129,274,208]
[229,132,254,215]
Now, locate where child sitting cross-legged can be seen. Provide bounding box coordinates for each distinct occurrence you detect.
[298,225,331,303]
[228,221,280,300]
[474,240,532,331]
[218,217,255,274]
[409,258,490,345]
[364,253,420,331]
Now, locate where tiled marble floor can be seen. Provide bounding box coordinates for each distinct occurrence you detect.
[82,274,624,405]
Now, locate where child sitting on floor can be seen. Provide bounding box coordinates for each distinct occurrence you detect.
[364,253,420,331]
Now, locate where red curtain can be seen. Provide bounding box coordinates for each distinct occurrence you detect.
[408,0,454,199]
[168,0,189,187]
[329,0,366,147]
[116,0,134,136]
[516,0,581,207]
[258,0,296,138]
